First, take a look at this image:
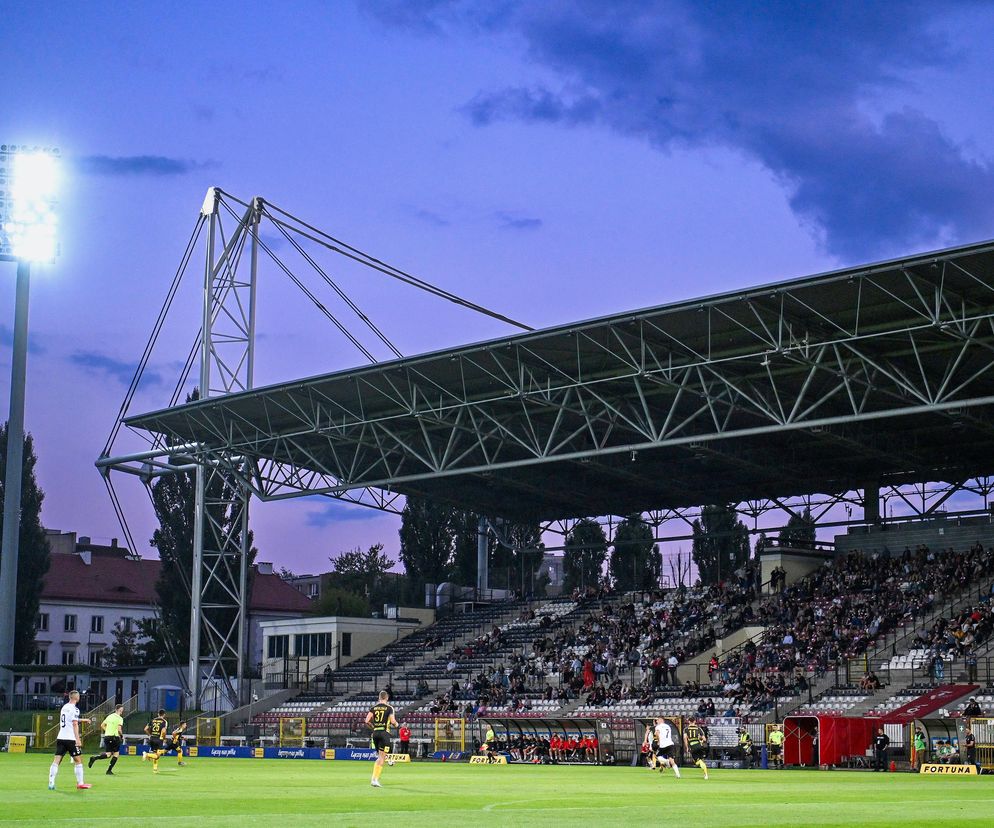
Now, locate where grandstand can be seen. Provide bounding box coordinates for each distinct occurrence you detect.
[101,208,994,769]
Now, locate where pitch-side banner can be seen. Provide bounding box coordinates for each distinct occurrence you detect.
[261,747,332,760]
[188,746,257,759]
[333,747,379,761]
[919,763,978,775]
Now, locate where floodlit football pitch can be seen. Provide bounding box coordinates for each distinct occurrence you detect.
[3,754,993,827]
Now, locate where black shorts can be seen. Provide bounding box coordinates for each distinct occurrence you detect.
[103,736,122,753]
[55,739,82,758]
[166,740,182,753]
[657,744,676,760]
[370,731,391,752]
[690,745,706,761]
[148,738,163,752]
[399,740,410,753]
[768,745,782,756]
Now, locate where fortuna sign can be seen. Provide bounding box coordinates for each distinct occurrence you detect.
[919,764,978,775]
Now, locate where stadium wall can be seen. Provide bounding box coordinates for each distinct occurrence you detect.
[835,516,994,557]
[759,550,829,590]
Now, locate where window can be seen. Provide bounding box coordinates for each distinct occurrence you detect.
[37,612,49,632]
[120,617,134,633]
[89,650,103,667]
[267,635,288,659]
[308,582,319,597]
[341,632,352,657]
[294,633,332,657]
[33,681,45,694]
[64,614,77,633]
[61,650,76,665]
[34,648,47,666]
[90,615,104,634]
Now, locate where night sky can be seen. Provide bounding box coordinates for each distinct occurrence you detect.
[3,1,994,576]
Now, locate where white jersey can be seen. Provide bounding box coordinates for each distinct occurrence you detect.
[57,702,81,741]
[654,722,674,749]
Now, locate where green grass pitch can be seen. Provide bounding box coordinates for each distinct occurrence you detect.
[2,754,992,827]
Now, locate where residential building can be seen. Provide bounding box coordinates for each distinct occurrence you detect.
[22,530,314,699]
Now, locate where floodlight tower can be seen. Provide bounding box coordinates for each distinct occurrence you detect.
[0,145,60,701]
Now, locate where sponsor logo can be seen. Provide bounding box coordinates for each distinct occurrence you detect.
[277,749,305,759]
[469,755,508,764]
[920,764,978,775]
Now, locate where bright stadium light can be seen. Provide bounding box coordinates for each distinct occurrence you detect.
[0,144,60,262]
[0,143,60,703]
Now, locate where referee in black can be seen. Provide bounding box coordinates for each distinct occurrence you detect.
[873,727,890,772]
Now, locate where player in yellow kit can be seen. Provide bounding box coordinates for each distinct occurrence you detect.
[683,718,710,779]
[142,710,168,774]
[364,691,398,788]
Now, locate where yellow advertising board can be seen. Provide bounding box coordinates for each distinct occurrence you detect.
[469,755,507,764]
[919,763,978,775]
[7,736,27,753]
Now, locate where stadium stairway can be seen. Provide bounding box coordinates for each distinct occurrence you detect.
[327,599,529,695]
[402,598,602,703]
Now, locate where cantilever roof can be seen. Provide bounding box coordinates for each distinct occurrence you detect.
[125,239,994,521]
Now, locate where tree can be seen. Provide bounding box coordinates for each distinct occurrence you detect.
[778,507,816,549]
[398,496,456,584]
[148,390,257,666]
[563,519,608,591]
[610,515,661,591]
[691,504,750,585]
[315,586,370,618]
[449,510,492,588]
[449,514,545,593]
[102,619,142,668]
[330,543,394,594]
[0,424,51,663]
[499,520,545,596]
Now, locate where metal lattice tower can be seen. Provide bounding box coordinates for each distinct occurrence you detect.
[188,190,260,709]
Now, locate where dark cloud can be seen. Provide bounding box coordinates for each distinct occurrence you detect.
[496,211,542,231]
[407,206,451,228]
[305,499,386,527]
[191,104,216,122]
[69,351,161,386]
[367,1,994,259]
[0,323,45,355]
[74,155,216,177]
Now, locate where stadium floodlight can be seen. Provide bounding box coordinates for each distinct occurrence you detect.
[0,143,59,703]
[0,144,60,262]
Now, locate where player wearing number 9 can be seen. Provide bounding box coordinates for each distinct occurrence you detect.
[49,690,92,790]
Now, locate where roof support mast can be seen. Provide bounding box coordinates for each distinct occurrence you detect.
[188,189,260,710]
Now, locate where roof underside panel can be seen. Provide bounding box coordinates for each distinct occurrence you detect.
[124,240,994,520]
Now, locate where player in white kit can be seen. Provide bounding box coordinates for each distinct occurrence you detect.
[653,717,681,778]
[49,690,91,790]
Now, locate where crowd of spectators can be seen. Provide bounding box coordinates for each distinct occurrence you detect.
[414,542,994,720]
[713,543,994,709]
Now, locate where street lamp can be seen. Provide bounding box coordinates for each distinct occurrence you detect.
[0,144,60,704]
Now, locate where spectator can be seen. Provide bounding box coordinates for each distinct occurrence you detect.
[963,697,983,718]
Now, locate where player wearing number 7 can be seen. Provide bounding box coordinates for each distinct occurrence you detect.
[49,690,92,790]
[364,690,398,788]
